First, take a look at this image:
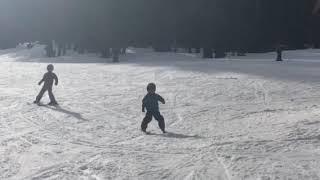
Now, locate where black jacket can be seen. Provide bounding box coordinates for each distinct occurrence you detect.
[39,72,58,88]
[142,93,165,112]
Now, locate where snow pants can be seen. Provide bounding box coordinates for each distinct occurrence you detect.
[35,86,57,103]
[141,111,165,132]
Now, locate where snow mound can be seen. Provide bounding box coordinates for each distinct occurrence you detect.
[0,44,46,62]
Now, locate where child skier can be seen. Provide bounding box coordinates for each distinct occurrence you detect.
[141,83,166,133]
[33,64,59,105]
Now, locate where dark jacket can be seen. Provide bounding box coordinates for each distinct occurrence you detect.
[142,93,165,112]
[39,72,58,88]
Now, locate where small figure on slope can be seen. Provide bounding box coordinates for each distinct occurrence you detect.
[141,83,166,134]
[33,64,59,106]
[275,43,286,61]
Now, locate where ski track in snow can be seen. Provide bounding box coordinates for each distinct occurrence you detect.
[1,47,320,179]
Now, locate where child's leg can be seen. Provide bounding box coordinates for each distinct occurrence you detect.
[154,112,165,133]
[35,87,47,103]
[141,112,152,132]
[48,87,57,104]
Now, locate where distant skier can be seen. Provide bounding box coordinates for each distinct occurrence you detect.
[141,83,166,134]
[276,44,286,61]
[33,64,59,105]
[276,45,283,61]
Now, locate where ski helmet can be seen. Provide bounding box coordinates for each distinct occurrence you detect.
[147,83,156,92]
[47,64,54,71]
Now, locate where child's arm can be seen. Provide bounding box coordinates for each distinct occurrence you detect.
[142,104,145,112]
[38,74,45,85]
[158,95,165,104]
[142,96,146,112]
[54,74,59,85]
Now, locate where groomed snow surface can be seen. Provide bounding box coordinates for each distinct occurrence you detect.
[1,45,320,180]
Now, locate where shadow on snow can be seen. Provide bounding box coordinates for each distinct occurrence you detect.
[148,131,204,139]
[43,105,88,121]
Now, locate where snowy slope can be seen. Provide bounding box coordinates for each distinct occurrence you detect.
[1,46,320,180]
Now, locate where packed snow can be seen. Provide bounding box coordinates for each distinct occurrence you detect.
[1,45,320,180]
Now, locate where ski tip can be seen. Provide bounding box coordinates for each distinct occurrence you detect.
[141,129,152,135]
[142,131,151,135]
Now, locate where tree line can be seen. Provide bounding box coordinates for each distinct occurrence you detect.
[0,0,319,60]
